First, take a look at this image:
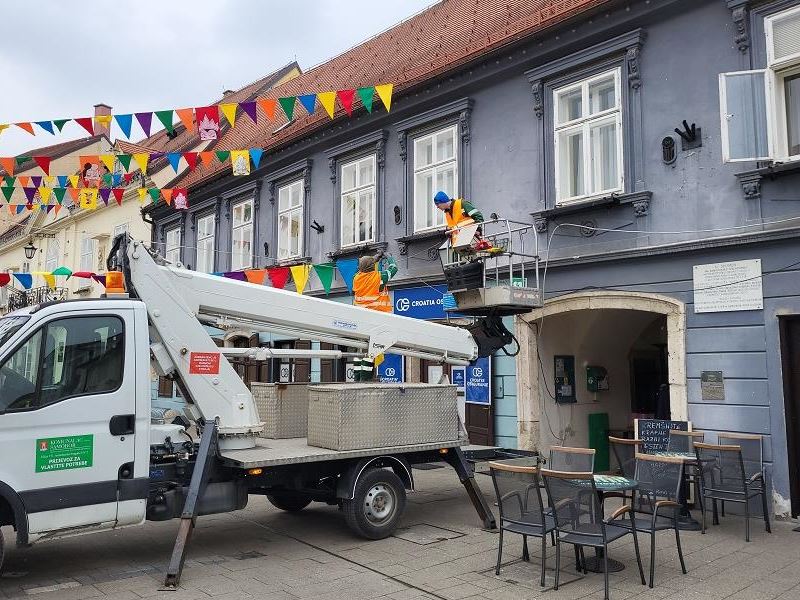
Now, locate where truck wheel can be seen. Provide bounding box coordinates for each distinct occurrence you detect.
[343,468,406,539]
[266,492,312,513]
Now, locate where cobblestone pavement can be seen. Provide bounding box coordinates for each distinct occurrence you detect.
[2,465,799,600]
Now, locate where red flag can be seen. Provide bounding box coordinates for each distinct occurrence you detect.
[75,117,94,135]
[257,98,277,120]
[33,156,51,175]
[267,266,291,289]
[112,188,124,205]
[195,106,220,140]
[183,152,198,170]
[0,157,14,176]
[0,273,10,287]
[337,89,356,116]
[123,173,133,184]
[72,271,95,279]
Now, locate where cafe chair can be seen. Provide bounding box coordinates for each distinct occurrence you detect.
[667,430,705,453]
[489,461,556,586]
[549,446,596,472]
[618,453,688,588]
[608,437,641,504]
[717,433,769,529]
[541,469,646,600]
[695,441,771,542]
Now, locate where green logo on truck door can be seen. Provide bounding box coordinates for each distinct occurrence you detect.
[35,435,94,472]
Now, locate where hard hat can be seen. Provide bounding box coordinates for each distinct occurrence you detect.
[433,191,450,205]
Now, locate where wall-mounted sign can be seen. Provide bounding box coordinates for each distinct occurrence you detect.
[465,356,491,405]
[451,367,466,392]
[377,353,404,383]
[693,259,763,313]
[700,371,725,401]
[393,285,448,320]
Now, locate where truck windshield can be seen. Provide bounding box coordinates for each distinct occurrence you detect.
[0,315,29,348]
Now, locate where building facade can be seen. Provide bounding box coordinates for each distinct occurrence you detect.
[148,0,800,516]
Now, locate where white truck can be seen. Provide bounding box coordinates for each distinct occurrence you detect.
[0,236,521,586]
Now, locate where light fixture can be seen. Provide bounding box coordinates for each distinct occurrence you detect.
[24,239,37,260]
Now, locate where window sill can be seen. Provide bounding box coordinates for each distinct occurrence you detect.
[736,160,800,201]
[396,228,448,255]
[276,256,311,267]
[328,241,388,260]
[531,190,652,232]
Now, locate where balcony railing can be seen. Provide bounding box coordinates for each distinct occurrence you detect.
[7,287,68,312]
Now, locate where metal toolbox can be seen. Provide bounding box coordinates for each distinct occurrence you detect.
[250,383,309,439]
[307,384,459,451]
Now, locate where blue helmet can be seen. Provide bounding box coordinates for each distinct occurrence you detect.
[433,191,450,205]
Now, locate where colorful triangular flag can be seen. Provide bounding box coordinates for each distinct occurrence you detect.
[99,188,111,205]
[298,94,316,115]
[155,110,175,134]
[219,103,237,127]
[133,153,150,173]
[162,188,173,205]
[74,117,94,135]
[249,148,264,169]
[79,187,99,210]
[257,98,277,120]
[0,157,14,176]
[15,122,35,135]
[239,101,257,124]
[135,112,152,137]
[166,153,182,173]
[278,97,296,121]
[215,150,230,163]
[38,187,52,203]
[313,263,335,294]
[335,258,359,293]
[148,188,160,203]
[53,119,70,132]
[118,154,132,172]
[289,264,312,294]
[183,152,197,171]
[337,89,355,116]
[199,151,215,166]
[53,187,67,204]
[112,188,124,206]
[56,175,67,187]
[13,273,33,290]
[33,156,51,175]
[267,266,291,289]
[375,84,393,112]
[100,154,116,173]
[357,87,375,113]
[175,108,195,133]
[317,92,336,118]
[244,269,267,284]
[35,121,55,135]
[115,114,133,138]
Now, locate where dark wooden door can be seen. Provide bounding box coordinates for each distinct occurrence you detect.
[780,316,800,517]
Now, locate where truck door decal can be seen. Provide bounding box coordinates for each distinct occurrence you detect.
[35,434,93,472]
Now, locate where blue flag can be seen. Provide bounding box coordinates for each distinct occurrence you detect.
[13,273,32,289]
[167,153,181,173]
[35,121,55,135]
[335,258,359,293]
[298,94,317,115]
[249,148,264,169]
[115,114,133,139]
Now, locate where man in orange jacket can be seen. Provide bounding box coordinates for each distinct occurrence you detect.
[433,191,489,255]
[352,251,398,381]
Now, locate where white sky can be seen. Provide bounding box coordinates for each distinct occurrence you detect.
[0,0,434,157]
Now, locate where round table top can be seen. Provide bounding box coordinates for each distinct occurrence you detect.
[651,450,697,461]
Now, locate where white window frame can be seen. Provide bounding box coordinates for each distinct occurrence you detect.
[720,5,800,162]
[339,155,376,248]
[113,223,129,239]
[553,68,624,205]
[413,125,458,232]
[79,236,97,273]
[164,226,181,265]
[195,213,216,273]
[277,179,304,260]
[231,198,254,271]
[44,239,60,273]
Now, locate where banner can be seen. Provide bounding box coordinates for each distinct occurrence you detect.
[196,105,221,140]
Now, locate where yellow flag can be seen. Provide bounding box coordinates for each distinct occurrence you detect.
[220,103,237,127]
[38,187,52,203]
[68,175,79,188]
[375,84,393,112]
[33,272,56,289]
[94,115,113,128]
[289,264,311,294]
[230,150,250,176]
[317,91,336,119]
[44,176,55,185]
[137,188,148,204]
[79,188,98,210]
[133,153,149,173]
[100,154,116,173]
[0,124,8,135]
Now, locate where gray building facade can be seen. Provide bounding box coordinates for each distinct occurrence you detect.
[149,0,800,516]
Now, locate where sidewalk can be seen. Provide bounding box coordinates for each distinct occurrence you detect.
[2,465,799,600]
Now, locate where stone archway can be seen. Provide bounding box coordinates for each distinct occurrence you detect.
[514,291,687,451]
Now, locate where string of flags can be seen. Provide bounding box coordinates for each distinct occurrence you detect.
[0,185,188,213]
[1,257,365,296]
[0,84,393,141]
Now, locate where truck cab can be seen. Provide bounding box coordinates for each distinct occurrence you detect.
[0,299,151,548]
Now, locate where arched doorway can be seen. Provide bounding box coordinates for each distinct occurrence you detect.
[514,291,687,452]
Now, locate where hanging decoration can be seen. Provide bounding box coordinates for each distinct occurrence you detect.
[196,105,221,140]
[267,266,291,289]
[335,258,359,293]
[312,263,335,294]
[289,264,311,294]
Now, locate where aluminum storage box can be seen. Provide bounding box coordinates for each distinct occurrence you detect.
[250,383,309,439]
[307,384,459,451]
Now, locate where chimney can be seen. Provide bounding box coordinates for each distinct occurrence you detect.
[222,89,235,97]
[94,103,112,138]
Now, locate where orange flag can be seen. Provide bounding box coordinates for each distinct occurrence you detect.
[15,122,35,135]
[68,188,79,203]
[199,151,215,166]
[18,175,30,187]
[244,269,267,284]
[0,157,14,176]
[162,188,173,205]
[176,108,195,133]
[257,98,276,120]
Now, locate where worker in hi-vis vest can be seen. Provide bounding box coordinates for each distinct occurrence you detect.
[352,251,398,381]
[433,190,484,238]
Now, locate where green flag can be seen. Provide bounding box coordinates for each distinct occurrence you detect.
[53,119,70,132]
[215,150,230,163]
[155,110,175,134]
[313,263,336,295]
[118,154,132,172]
[52,266,72,277]
[278,97,296,121]
[3,176,15,187]
[1,187,14,202]
[15,156,30,166]
[357,87,375,113]
[148,188,160,203]
[53,187,67,204]
[102,173,112,187]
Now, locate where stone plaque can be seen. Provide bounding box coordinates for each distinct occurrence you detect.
[693,259,763,313]
[701,371,725,401]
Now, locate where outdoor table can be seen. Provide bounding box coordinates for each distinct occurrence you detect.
[651,451,703,531]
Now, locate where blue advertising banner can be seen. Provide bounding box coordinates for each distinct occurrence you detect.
[465,357,491,405]
[393,285,449,320]
[451,367,465,392]
[377,353,404,383]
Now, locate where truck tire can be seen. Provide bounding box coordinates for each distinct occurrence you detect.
[266,492,312,513]
[343,468,406,539]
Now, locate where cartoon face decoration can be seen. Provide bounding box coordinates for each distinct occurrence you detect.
[173,190,188,210]
[198,114,219,141]
[82,162,101,188]
[232,154,249,176]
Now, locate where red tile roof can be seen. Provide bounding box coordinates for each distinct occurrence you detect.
[178,0,609,191]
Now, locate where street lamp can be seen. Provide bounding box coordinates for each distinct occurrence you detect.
[24,239,37,260]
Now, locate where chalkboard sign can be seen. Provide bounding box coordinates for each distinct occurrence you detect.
[635,419,690,453]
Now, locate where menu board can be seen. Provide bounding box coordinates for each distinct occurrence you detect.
[635,419,689,453]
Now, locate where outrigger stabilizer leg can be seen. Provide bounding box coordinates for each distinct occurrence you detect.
[163,418,219,588]
[446,447,497,530]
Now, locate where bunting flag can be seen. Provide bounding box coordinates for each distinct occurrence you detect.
[95,115,113,130]
[117,154,132,171]
[154,110,175,135]
[289,264,311,294]
[166,153,182,173]
[249,148,263,169]
[135,112,152,137]
[112,188,124,205]
[244,269,266,284]
[335,258,359,293]
[220,103,238,127]
[36,121,55,135]
[183,152,198,171]
[196,105,220,140]
[79,187,99,209]
[223,271,246,281]
[231,150,250,176]
[297,94,316,116]
[53,119,70,132]
[99,154,116,173]
[317,91,336,118]
[312,263,335,294]
[176,108,195,133]
[375,84,393,112]
[0,157,15,175]
[337,89,355,116]
[215,150,230,163]
[0,273,9,287]
[278,97,296,121]
[162,188,173,205]
[199,151,215,166]
[115,114,133,138]
[267,266,291,289]
[75,117,94,136]
[53,187,67,204]
[52,266,72,277]
[137,188,148,203]
[257,98,277,120]
[240,101,258,124]
[16,122,35,135]
[13,273,33,289]
[133,153,150,173]
[357,87,374,113]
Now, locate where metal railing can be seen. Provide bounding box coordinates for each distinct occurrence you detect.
[7,286,69,312]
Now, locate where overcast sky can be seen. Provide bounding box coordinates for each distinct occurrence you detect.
[0,0,434,157]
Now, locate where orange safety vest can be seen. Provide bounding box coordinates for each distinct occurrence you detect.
[445,198,475,241]
[353,269,392,312]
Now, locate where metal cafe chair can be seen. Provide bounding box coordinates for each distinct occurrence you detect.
[717,433,769,528]
[694,442,771,542]
[549,446,596,472]
[489,461,555,587]
[608,437,641,504]
[541,469,646,600]
[619,453,688,588]
[667,430,705,453]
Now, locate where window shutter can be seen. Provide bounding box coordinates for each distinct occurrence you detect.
[767,6,800,67]
[719,70,774,162]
